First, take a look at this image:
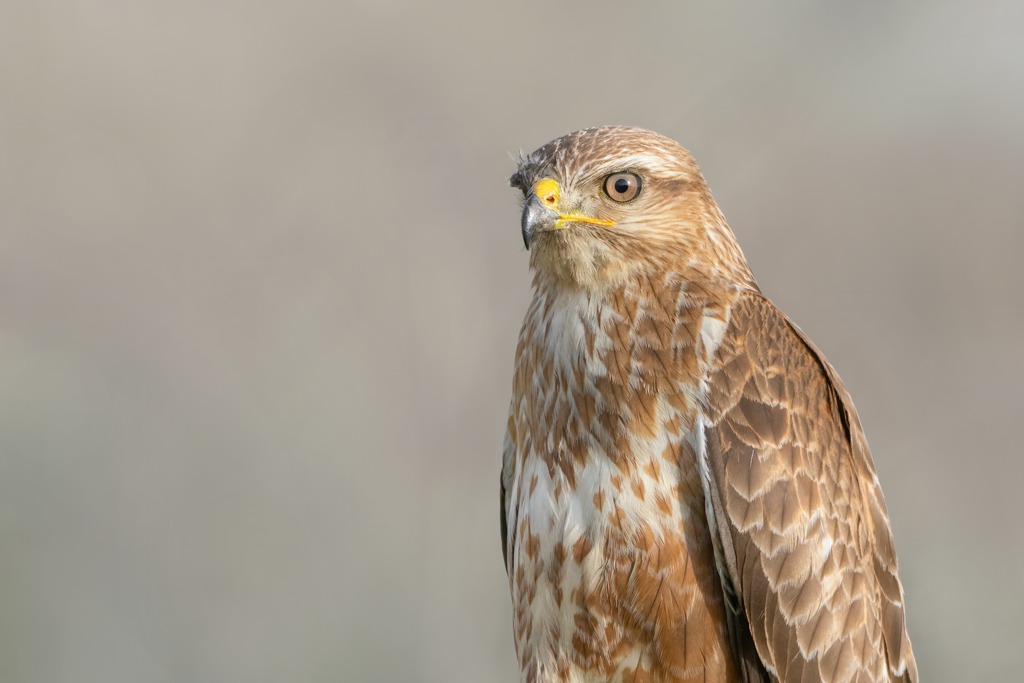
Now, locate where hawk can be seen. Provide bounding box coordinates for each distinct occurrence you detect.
[500,127,916,683]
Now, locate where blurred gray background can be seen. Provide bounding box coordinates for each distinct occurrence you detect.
[1,1,1022,681]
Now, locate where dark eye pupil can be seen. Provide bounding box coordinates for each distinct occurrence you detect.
[614,178,630,194]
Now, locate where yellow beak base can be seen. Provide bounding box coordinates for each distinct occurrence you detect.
[531,178,614,229]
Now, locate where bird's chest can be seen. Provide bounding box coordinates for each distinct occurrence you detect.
[506,293,732,682]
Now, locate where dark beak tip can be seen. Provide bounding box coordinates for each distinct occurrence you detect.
[520,194,555,251]
[521,211,532,250]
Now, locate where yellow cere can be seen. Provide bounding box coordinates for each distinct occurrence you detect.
[532,177,615,229]
[533,178,560,208]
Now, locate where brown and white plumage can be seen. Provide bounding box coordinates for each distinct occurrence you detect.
[500,127,916,683]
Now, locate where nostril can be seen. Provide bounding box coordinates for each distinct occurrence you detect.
[543,194,556,205]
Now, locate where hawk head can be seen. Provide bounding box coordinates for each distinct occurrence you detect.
[511,126,752,288]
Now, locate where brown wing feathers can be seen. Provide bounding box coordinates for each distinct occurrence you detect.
[704,292,917,683]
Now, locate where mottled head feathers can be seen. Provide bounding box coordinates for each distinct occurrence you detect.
[512,127,755,289]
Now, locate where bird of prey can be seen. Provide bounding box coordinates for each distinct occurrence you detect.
[500,127,916,683]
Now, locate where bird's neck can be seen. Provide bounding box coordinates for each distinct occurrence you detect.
[529,262,744,310]
[519,266,742,394]
[513,268,741,478]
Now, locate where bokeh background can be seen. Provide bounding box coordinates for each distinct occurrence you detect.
[1,1,1022,681]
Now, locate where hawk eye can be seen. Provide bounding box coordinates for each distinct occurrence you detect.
[603,172,641,202]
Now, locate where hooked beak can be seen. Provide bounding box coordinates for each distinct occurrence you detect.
[519,177,615,250]
[521,193,558,249]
